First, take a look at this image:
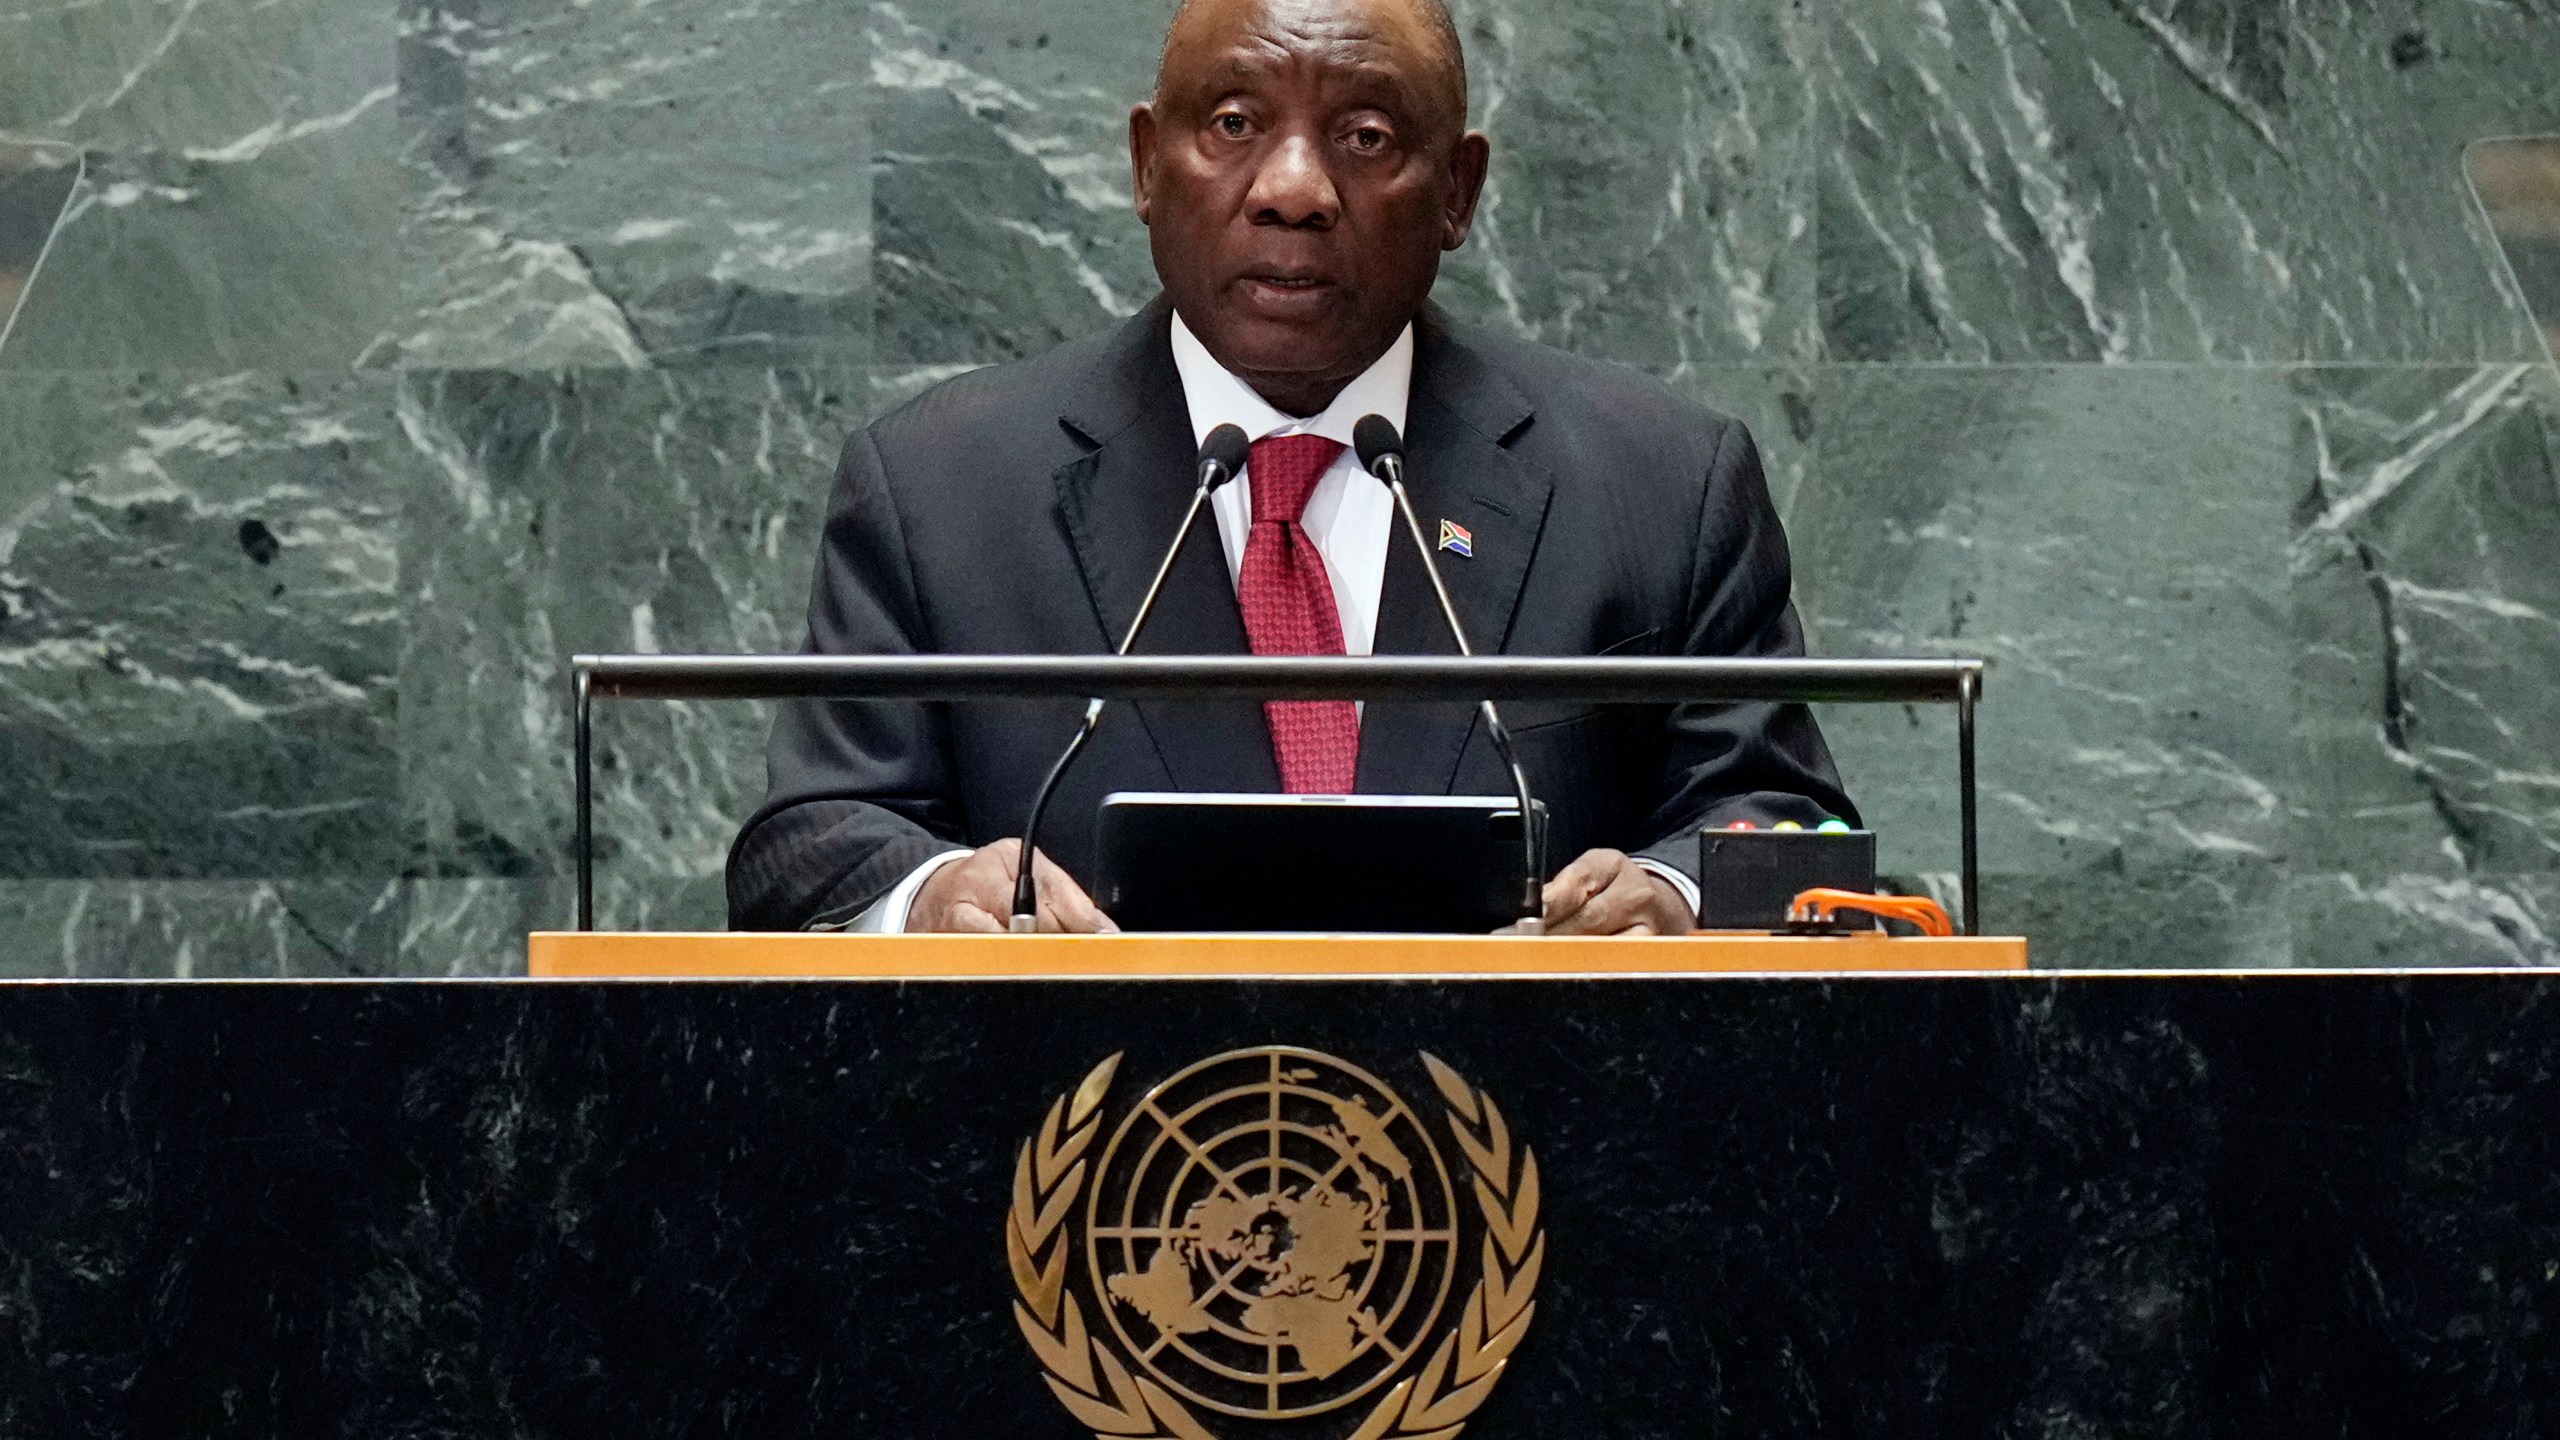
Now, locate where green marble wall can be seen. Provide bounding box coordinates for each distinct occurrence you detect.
[0,0,2553,973]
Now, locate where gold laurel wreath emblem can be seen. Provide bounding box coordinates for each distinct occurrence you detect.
[1006,1052,1542,1440]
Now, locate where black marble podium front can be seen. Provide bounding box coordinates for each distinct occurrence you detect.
[0,972,2552,1438]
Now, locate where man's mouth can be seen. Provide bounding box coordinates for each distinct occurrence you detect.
[1236,273,1338,314]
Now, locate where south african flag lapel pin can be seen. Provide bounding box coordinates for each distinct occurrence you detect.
[1438,519,1474,558]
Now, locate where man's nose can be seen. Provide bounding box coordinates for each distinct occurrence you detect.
[1245,133,1340,228]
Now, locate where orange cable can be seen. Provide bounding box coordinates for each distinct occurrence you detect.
[1786,887,1955,938]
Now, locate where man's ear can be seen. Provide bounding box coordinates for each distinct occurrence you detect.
[1130,103,1158,225]
[1440,130,1491,251]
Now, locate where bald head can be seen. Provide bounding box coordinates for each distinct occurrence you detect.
[1159,0,1467,127]
[1131,0,1490,415]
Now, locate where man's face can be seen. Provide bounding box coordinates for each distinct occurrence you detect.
[1132,0,1489,414]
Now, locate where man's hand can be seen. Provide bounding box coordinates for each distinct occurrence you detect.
[908,839,1119,934]
[1537,848,1695,936]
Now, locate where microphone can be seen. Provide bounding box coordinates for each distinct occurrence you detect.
[1353,415,1548,934]
[1011,424,1252,932]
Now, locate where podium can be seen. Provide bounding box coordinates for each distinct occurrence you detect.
[0,958,2549,1434]
[0,651,2493,1432]
[514,654,2054,1429]
[513,928,2061,1436]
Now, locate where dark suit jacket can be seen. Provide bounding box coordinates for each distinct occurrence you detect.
[727,295,1856,930]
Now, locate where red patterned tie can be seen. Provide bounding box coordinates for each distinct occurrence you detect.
[1238,433,1359,792]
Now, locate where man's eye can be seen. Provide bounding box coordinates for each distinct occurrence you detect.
[1350,127,1388,151]
[1215,114,1249,137]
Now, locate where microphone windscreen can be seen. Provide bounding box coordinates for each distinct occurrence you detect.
[1352,414,1403,476]
[1198,423,1251,487]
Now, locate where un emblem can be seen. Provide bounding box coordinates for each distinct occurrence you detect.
[1007,1047,1543,1439]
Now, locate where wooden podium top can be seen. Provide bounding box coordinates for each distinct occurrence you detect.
[528,930,2028,979]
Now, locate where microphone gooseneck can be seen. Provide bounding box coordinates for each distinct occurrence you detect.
[1354,414,1548,934]
[1011,424,1251,932]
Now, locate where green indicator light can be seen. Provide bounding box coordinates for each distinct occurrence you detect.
[1816,819,1852,834]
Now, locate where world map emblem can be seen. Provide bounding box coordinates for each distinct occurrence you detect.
[1007,1047,1543,1439]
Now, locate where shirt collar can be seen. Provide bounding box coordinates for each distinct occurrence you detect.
[1168,309,1414,452]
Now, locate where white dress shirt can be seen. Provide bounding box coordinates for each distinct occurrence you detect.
[1175,310,1405,660]
[838,313,1697,930]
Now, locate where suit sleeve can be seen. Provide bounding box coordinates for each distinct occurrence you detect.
[1631,417,1860,885]
[724,426,970,931]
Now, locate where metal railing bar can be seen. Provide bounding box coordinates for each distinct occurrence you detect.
[573,653,1982,705]
[566,653,1989,940]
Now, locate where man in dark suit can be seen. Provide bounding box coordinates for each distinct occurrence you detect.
[728,0,1854,934]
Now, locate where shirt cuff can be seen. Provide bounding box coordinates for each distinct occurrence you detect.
[1630,857,1700,929]
[824,848,971,933]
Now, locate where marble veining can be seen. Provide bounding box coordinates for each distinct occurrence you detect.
[394,366,856,930]
[2290,364,2560,967]
[0,371,407,878]
[1431,0,1821,365]
[0,0,2556,970]
[869,0,1163,364]
[0,878,402,977]
[0,0,401,371]
[1818,0,2298,362]
[0,975,2555,1433]
[1793,366,2296,879]
[389,0,873,369]
[1817,0,2559,364]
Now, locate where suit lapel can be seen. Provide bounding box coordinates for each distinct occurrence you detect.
[1054,300,1281,792]
[1354,307,1556,796]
